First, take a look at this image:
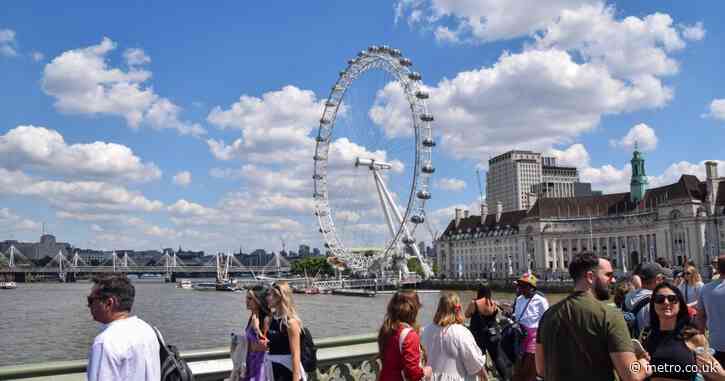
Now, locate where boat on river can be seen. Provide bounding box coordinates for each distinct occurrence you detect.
[192,282,217,291]
[0,281,17,289]
[331,288,376,297]
[177,280,193,289]
[215,279,235,291]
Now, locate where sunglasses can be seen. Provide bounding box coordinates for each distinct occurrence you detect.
[653,294,679,304]
[684,272,692,276]
[86,295,104,307]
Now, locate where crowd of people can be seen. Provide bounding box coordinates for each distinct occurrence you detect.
[83,254,725,381]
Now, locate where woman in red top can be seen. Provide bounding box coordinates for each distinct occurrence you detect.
[378,290,432,381]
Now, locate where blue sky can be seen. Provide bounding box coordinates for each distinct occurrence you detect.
[1,1,724,254]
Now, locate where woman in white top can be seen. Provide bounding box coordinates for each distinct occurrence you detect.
[678,264,704,307]
[421,292,488,381]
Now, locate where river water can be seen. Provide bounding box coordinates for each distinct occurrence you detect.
[0,280,567,366]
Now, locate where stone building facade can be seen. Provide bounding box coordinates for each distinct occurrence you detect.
[436,154,725,279]
[1,234,71,261]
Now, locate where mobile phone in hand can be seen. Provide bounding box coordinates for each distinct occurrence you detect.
[632,339,646,358]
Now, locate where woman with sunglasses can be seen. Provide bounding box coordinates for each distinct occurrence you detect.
[233,285,272,381]
[643,283,725,381]
[378,290,432,381]
[678,265,704,309]
[265,282,305,381]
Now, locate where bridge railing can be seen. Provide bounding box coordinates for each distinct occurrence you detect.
[0,333,379,381]
[0,265,292,273]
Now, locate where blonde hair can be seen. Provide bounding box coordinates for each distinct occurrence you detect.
[433,292,465,327]
[684,265,702,284]
[271,282,301,328]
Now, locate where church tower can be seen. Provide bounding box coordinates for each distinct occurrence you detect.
[630,144,648,203]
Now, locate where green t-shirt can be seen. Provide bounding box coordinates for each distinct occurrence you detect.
[536,291,634,381]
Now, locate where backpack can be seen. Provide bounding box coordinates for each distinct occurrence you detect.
[300,326,317,372]
[153,327,194,381]
[622,296,650,339]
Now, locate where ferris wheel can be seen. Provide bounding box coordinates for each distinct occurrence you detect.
[312,45,435,277]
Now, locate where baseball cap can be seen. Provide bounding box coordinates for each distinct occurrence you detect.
[515,272,537,288]
[639,263,664,281]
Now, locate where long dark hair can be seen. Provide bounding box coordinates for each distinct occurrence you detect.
[644,282,698,350]
[377,290,421,355]
[247,285,270,326]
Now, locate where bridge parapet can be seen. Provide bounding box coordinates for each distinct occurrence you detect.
[0,333,381,381]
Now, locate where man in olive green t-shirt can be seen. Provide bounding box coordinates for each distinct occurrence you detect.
[535,253,651,381]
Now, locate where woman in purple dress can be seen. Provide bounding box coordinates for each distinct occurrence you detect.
[241,285,271,381]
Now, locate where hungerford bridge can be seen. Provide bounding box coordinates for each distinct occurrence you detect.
[0,245,421,289]
[0,245,291,283]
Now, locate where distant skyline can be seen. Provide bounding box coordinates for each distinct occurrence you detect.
[1,2,724,254]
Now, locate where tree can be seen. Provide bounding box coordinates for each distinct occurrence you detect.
[290,256,335,277]
[407,258,425,276]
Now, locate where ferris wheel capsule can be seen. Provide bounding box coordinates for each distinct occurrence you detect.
[422,138,436,147]
[408,72,421,81]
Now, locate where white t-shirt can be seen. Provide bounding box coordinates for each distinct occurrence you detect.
[679,282,704,305]
[514,293,549,328]
[87,316,160,381]
[420,323,486,381]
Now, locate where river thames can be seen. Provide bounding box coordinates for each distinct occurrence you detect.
[0,280,567,366]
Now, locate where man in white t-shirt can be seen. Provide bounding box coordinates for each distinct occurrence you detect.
[86,274,160,381]
[512,272,549,381]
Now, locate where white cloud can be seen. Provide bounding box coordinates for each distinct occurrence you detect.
[0,28,18,57]
[384,3,696,163]
[703,99,725,121]
[31,51,44,62]
[434,26,461,43]
[206,85,323,162]
[554,143,724,194]
[42,38,205,136]
[534,4,686,80]
[396,0,598,43]
[372,48,671,161]
[145,98,205,136]
[207,138,243,161]
[123,48,151,66]
[0,125,161,182]
[435,177,466,191]
[0,168,164,213]
[168,199,217,218]
[609,123,658,152]
[581,163,632,194]
[681,22,706,41]
[0,208,41,233]
[650,160,725,187]
[172,171,192,187]
[546,144,591,168]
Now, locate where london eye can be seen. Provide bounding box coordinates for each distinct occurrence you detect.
[312,45,435,278]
